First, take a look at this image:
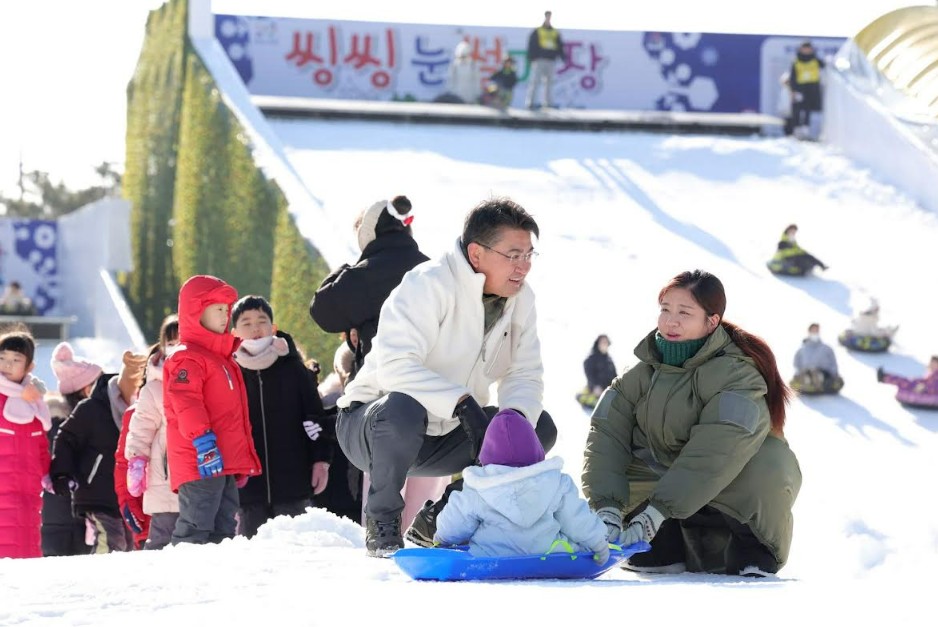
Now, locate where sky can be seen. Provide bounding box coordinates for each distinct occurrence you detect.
[5,92,938,625]
[0,0,924,199]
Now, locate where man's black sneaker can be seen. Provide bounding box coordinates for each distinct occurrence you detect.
[365,516,403,558]
[404,500,438,548]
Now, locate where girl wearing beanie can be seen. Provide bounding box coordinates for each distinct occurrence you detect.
[49,341,146,553]
[309,195,445,528]
[433,409,609,564]
[41,341,103,556]
[50,342,103,399]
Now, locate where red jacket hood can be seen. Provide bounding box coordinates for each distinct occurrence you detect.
[177,275,239,357]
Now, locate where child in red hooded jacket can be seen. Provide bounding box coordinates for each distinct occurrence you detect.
[164,275,261,544]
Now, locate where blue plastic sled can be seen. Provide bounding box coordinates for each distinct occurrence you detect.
[393,542,651,581]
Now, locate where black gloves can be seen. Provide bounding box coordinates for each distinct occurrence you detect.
[52,476,77,497]
[453,396,489,462]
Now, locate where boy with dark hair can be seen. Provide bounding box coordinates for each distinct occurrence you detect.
[335,196,556,557]
[231,295,332,538]
[163,275,261,545]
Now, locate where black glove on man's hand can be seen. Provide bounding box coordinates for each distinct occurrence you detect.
[453,396,489,462]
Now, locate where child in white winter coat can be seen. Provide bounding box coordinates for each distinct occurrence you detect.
[124,314,180,549]
[850,298,897,338]
[433,409,609,563]
[447,40,482,104]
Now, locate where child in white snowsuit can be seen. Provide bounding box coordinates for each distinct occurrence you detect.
[433,409,609,563]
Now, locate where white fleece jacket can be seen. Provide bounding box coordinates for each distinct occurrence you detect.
[338,238,544,434]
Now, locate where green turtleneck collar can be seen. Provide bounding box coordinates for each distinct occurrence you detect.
[654,332,708,367]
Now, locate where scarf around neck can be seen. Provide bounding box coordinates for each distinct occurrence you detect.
[654,332,708,367]
[233,335,290,370]
[0,373,52,430]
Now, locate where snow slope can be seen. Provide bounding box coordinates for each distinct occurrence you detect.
[2,121,936,626]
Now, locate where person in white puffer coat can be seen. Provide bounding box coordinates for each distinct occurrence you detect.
[336,198,556,557]
[124,314,180,550]
[447,40,482,104]
[849,298,897,338]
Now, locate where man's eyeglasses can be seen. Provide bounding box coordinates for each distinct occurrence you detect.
[475,242,540,264]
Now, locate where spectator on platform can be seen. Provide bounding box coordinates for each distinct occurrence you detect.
[482,56,519,110]
[525,10,566,110]
[446,40,483,105]
[0,281,36,315]
[789,41,825,140]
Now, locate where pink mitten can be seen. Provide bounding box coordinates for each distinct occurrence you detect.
[41,474,54,494]
[127,457,148,497]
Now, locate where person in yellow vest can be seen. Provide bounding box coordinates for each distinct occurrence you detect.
[768,224,827,275]
[789,41,825,138]
[525,10,566,110]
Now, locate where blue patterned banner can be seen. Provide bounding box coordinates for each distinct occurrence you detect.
[0,219,59,315]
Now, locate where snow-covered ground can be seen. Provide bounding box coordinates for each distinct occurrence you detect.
[3,120,936,625]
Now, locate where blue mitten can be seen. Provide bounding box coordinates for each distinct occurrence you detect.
[121,501,144,534]
[193,431,223,478]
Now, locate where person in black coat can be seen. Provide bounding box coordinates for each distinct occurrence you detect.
[41,394,90,556]
[789,41,825,137]
[584,334,617,395]
[309,195,429,379]
[483,56,519,110]
[232,296,333,538]
[309,195,429,525]
[50,371,137,553]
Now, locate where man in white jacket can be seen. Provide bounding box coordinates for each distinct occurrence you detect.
[335,197,556,557]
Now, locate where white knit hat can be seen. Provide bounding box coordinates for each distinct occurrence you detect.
[356,196,414,252]
[356,200,386,252]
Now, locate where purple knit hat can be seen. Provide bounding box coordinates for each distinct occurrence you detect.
[478,409,545,468]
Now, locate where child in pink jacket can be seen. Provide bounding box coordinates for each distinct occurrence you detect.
[124,314,181,549]
[0,329,52,558]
